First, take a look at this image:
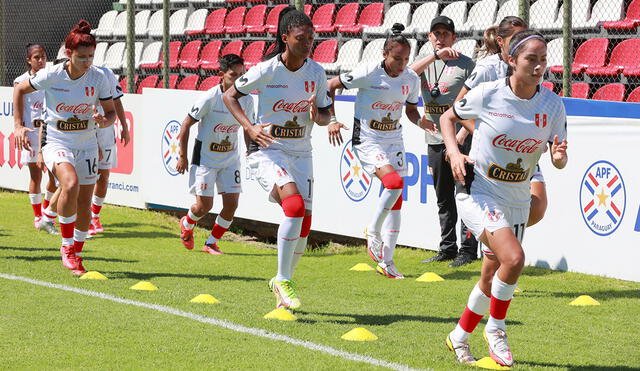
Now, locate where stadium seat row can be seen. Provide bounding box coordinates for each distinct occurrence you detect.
[118,74,222,94]
[563,83,640,102]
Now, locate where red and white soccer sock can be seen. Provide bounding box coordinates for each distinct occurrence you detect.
[41,207,58,223]
[205,215,232,245]
[91,195,105,219]
[368,173,403,234]
[43,190,54,210]
[29,193,43,219]
[73,229,88,255]
[58,214,76,246]
[275,195,304,282]
[290,215,311,276]
[381,197,402,263]
[486,273,517,333]
[182,210,202,230]
[451,283,491,342]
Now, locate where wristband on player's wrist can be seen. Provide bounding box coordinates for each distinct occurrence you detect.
[329,115,338,124]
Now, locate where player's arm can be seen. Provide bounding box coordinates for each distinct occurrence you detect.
[95,98,116,128]
[324,77,349,146]
[453,86,474,145]
[549,135,568,169]
[410,48,459,75]
[12,79,37,151]
[440,107,474,184]
[405,103,423,127]
[223,86,273,148]
[176,115,197,174]
[114,98,130,146]
[36,124,45,171]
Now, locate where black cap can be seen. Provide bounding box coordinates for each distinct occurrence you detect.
[430,16,455,33]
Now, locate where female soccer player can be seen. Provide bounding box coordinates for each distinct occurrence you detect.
[13,20,116,275]
[176,54,254,255]
[223,8,332,310]
[440,30,568,366]
[13,43,57,231]
[326,23,426,279]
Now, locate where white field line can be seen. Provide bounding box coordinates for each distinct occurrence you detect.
[0,273,429,371]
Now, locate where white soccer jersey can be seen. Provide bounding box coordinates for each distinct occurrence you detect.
[235,55,332,156]
[464,54,508,91]
[13,72,45,132]
[189,84,255,168]
[339,61,420,145]
[453,78,567,208]
[95,66,123,148]
[30,63,112,150]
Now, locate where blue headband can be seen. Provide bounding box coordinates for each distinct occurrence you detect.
[509,35,545,56]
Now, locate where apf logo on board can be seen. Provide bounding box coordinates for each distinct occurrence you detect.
[161,120,181,176]
[339,139,372,202]
[579,160,626,236]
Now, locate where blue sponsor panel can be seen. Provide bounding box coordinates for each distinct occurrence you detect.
[579,160,626,236]
[161,120,181,176]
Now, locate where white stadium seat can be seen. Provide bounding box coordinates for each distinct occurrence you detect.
[147,10,164,37]
[190,0,208,6]
[546,37,563,69]
[169,9,189,36]
[530,0,560,30]
[92,42,109,67]
[358,39,386,65]
[417,41,434,60]
[139,41,162,66]
[94,10,119,38]
[363,3,411,37]
[554,0,590,29]
[111,11,129,38]
[460,0,497,33]
[135,10,151,37]
[579,0,624,28]
[403,2,438,37]
[440,1,468,34]
[408,39,418,64]
[103,42,126,70]
[453,39,477,59]
[320,39,363,74]
[496,0,518,22]
[185,9,208,35]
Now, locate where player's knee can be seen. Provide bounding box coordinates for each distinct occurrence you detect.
[391,196,403,210]
[503,251,525,272]
[281,194,305,218]
[300,214,312,237]
[381,171,403,190]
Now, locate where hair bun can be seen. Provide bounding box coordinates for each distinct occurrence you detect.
[74,20,92,34]
[391,23,405,35]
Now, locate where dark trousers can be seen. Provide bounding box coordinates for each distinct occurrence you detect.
[428,141,478,257]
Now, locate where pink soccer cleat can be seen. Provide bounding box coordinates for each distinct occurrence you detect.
[60,245,78,271]
[202,243,223,255]
[179,216,194,250]
[91,217,104,233]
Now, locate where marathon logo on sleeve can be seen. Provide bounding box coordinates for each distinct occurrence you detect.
[209,136,234,152]
[487,158,529,183]
[270,116,306,139]
[369,113,399,131]
[56,115,89,131]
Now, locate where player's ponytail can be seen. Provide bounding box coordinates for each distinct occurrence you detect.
[477,25,499,59]
[263,7,313,61]
[383,23,410,53]
[64,20,96,52]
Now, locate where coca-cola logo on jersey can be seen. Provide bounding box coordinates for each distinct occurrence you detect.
[371,101,403,111]
[213,124,240,133]
[33,101,43,110]
[56,103,92,115]
[273,99,311,113]
[492,134,543,154]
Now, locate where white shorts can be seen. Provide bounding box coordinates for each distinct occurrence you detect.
[42,143,99,186]
[456,192,529,256]
[353,141,407,177]
[530,163,545,183]
[98,144,118,170]
[188,163,242,197]
[247,150,313,209]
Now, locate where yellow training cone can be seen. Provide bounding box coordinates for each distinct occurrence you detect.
[569,295,600,306]
[416,272,444,282]
[350,263,375,271]
[264,308,297,321]
[79,271,108,280]
[514,287,522,294]
[130,281,158,291]
[190,294,220,304]
[341,328,378,341]
[475,357,510,370]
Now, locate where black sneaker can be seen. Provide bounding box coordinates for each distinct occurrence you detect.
[449,253,476,267]
[421,251,456,263]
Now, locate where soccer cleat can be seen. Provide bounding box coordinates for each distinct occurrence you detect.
[72,256,87,275]
[179,216,194,250]
[269,278,301,310]
[202,243,223,255]
[484,328,514,367]
[364,228,383,263]
[446,332,476,364]
[449,253,476,268]
[91,217,104,233]
[60,245,78,271]
[88,223,97,236]
[421,251,456,263]
[33,216,41,229]
[376,261,405,279]
[37,219,59,235]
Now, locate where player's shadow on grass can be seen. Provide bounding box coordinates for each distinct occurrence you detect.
[102,270,263,282]
[521,265,564,277]
[517,289,640,301]
[296,310,523,326]
[520,360,640,370]
[100,231,176,239]
[0,245,59,252]
[223,252,275,257]
[107,222,173,231]
[1,255,138,263]
[437,270,480,280]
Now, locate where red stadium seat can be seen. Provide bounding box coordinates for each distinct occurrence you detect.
[603,0,640,30]
[204,8,227,35]
[198,76,222,91]
[224,6,247,34]
[157,75,179,90]
[119,75,138,94]
[332,3,359,33]
[137,75,159,94]
[312,39,338,63]
[592,83,625,102]
[549,38,608,74]
[244,5,267,34]
[242,41,266,69]
[586,39,640,77]
[199,40,223,70]
[177,75,199,90]
[264,5,288,34]
[227,0,244,3]
[265,42,276,57]
[339,2,384,34]
[571,82,590,99]
[155,41,182,69]
[541,81,555,92]
[627,86,640,102]
[178,40,202,70]
[312,4,336,33]
[304,4,312,18]
[202,40,244,70]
